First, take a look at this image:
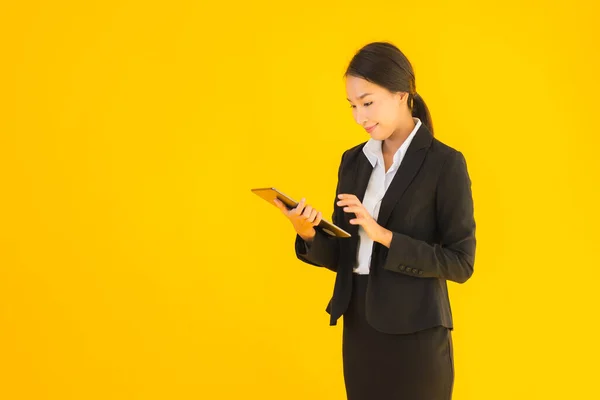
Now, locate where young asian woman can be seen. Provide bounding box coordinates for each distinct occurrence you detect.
[273,41,476,400]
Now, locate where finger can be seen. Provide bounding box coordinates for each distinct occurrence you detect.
[337,199,359,207]
[307,208,318,223]
[292,198,306,216]
[343,206,365,215]
[273,199,289,215]
[338,194,358,201]
[313,211,323,226]
[302,205,313,219]
[349,218,364,225]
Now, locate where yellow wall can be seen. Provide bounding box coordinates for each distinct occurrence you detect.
[1,1,599,399]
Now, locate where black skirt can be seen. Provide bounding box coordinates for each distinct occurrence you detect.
[342,274,454,400]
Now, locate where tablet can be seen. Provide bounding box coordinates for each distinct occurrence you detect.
[251,187,351,238]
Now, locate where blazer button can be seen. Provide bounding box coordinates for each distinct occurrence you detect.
[399,265,406,271]
[418,270,423,275]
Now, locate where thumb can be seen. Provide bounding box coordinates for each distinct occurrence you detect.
[273,199,288,215]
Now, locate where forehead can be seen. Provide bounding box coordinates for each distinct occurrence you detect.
[345,75,387,100]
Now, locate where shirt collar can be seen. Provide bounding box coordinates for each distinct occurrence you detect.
[363,117,422,168]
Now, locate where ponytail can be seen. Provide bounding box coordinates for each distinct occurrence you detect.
[345,42,434,135]
[410,92,434,136]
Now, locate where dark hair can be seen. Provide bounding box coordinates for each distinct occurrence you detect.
[344,42,434,136]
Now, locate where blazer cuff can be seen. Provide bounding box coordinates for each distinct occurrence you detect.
[381,231,474,283]
[294,230,337,271]
[382,232,426,277]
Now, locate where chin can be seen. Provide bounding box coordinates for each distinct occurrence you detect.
[370,131,388,141]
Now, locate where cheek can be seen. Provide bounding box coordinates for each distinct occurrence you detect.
[373,105,394,127]
[372,105,397,137]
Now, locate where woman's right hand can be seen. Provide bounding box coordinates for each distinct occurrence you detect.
[273,197,323,243]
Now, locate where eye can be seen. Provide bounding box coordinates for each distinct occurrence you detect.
[349,102,373,109]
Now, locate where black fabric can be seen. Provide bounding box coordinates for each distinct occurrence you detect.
[295,122,476,333]
[342,274,454,400]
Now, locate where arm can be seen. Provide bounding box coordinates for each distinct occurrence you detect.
[295,151,348,272]
[379,151,476,283]
[295,230,339,272]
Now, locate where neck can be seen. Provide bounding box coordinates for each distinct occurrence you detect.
[382,117,416,155]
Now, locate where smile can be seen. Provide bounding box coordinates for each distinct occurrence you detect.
[365,124,378,133]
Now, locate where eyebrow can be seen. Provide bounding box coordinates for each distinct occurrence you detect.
[347,93,373,102]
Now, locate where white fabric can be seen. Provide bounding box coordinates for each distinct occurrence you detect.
[353,117,422,275]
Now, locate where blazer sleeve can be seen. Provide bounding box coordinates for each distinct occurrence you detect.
[294,151,348,272]
[381,150,476,283]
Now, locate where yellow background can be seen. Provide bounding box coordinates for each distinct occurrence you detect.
[1,1,599,399]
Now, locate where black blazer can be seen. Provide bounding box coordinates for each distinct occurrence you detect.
[295,122,476,334]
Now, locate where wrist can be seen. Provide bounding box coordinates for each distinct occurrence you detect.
[377,227,393,248]
[299,230,316,243]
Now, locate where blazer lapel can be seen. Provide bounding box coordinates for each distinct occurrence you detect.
[354,151,373,204]
[376,123,433,229]
[346,149,373,239]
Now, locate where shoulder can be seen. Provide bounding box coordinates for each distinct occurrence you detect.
[339,141,368,163]
[430,136,461,157]
[429,137,466,167]
[338,135,467,167]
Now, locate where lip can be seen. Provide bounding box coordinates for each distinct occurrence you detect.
[364,124,378,133]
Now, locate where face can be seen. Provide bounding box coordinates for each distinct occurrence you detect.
[345,75,410,140]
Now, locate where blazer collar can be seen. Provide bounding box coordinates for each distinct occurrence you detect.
[362,117,422,168]
[351,121,433,233]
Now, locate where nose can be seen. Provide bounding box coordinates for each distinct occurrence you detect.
[354,109,368,126]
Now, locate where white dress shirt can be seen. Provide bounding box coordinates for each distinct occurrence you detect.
[353,117,422,275]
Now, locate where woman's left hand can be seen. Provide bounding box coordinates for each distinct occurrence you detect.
[337,194,390,245]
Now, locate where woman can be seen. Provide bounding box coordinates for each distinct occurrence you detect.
[273,41,476,400]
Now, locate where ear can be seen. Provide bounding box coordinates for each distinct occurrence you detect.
[394,91,410,106]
